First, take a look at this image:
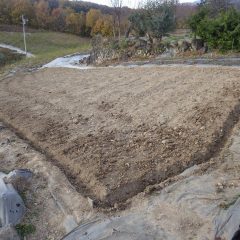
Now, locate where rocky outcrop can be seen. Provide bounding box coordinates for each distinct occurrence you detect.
[88,35,208,65]
[191,38,204,51]
[178,40,192,52]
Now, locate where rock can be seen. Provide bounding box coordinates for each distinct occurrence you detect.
[169,40,178,49]
[159,47,177,58]
[5,169,32,184]
[161,140,168,144]
[152,38,161,46]
[0,225,20,240]
[87,197,94,208]
[216,182,224,192]
[199,43,208,54]
[4,169,32,192]
[73,119,79,124]
[79,57,89,64]
[191,38,204,51]
[178,40,192,52]
[127,51,133,58]
[139,37,148,48]
[126,38,137,47]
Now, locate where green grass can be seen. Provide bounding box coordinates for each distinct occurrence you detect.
[0,47,24,66]
[16,223,36,239]
[163,33,191,43]
[0,31,90,69]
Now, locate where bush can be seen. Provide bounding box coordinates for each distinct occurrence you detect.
[189,7,240,51]
[119,39,129,49]
[16,224,36,239]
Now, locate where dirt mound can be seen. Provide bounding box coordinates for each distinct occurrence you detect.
[0,66,240,206]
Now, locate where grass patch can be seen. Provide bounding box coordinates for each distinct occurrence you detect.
[0,30,90,70]
[16,223,36,239]
[0,47,24,66]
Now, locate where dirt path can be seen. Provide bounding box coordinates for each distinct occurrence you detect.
[0,65,240,206]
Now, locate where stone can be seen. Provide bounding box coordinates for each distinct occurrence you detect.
[178,40,192,52]
[79,57,88,64]
[199,43,208,54]
[87,197,94,208]
[4,169,32,192]
[191,38,204,51]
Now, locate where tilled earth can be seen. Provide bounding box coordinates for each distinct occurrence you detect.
[0,65,240,206]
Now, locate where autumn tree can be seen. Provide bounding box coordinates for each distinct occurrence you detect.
[66,12,86,35]
[102,15,114,37]
[92,14,113,36]
[11,0,35,25]
[86,9,102,29]
[0,0,128,38]
[0,0,14,24]
[34,0,50,28]
[49,7,66,31]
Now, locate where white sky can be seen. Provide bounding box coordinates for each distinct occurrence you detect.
[80,0,195,8]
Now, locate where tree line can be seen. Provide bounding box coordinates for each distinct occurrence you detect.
[0,0,198,38]
[0,0,132,37]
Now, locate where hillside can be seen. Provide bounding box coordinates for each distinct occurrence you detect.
[0,30,90,72]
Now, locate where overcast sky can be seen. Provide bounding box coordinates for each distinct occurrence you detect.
[80,0,195,8]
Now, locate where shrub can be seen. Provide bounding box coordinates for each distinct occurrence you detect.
[189,8,240,51]
[16,224,36,239]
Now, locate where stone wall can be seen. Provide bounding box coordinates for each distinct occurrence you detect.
[86,35,208,65]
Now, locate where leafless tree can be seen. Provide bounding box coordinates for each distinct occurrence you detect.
[110,0,123,41]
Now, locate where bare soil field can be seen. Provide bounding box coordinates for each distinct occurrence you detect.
[0,66,240,207]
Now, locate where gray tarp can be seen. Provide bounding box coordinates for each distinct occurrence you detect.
[0,170,30,227]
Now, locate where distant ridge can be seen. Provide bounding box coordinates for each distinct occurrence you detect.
[64,0,131,14]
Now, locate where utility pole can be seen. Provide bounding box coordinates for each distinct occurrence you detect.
[21,15,27,56]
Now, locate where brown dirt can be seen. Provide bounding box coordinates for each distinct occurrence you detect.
[0,122,93,240]
[0,65,240,207]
